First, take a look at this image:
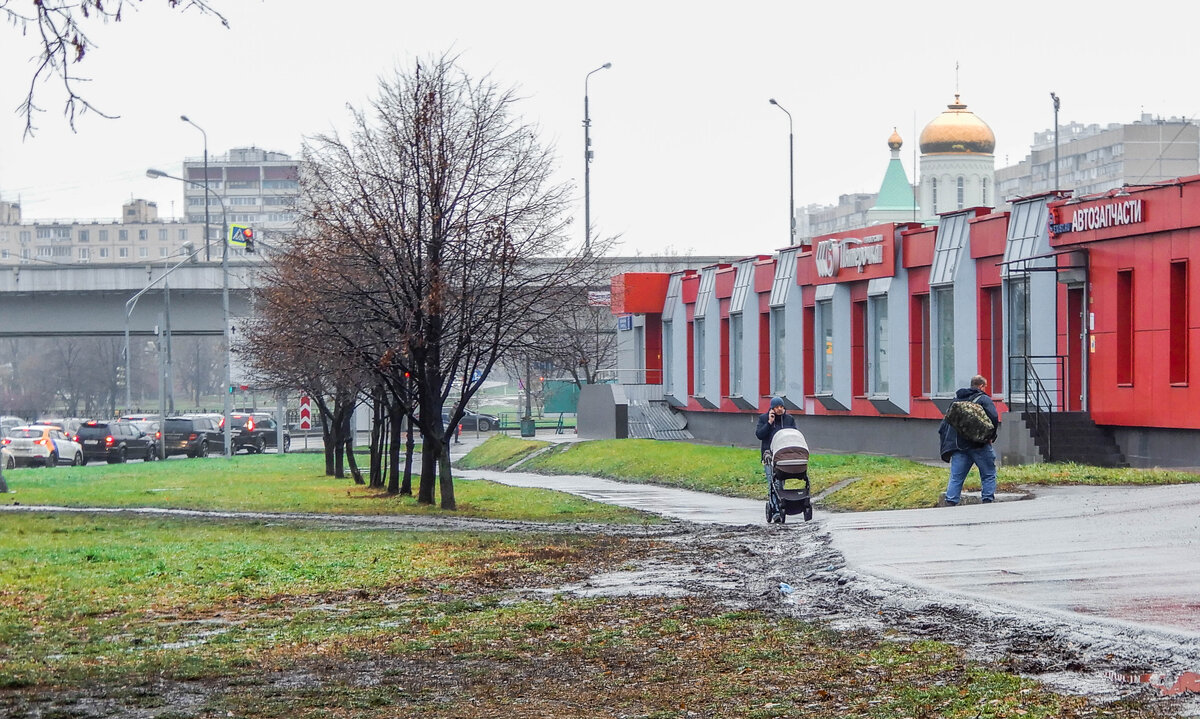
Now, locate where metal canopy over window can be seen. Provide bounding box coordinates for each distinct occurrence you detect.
[815,284,835,302]
[769,248,798,307]
[930,211,970,286]
[729,259,754,314]
[662,273,684,321]
[694,267,717,317]
[1003,199,1050,276]
[867,277,891,296]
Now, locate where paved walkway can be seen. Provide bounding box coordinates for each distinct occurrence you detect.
[453,432,1200,638]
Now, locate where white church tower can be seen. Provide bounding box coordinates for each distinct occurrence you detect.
[919,94,996,222]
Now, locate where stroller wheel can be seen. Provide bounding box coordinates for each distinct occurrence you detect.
[765,504,773,523]
[771,512,786,524]
[803,505,814,522]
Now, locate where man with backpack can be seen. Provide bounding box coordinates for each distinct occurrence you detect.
[938,375,1000,506]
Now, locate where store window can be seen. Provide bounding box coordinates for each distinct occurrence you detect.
[1170,261,1188,385]
[1007,277,1030,395]
[662,320,673,391]
[870,294,889,395]
[730,314,743,396]
[694,318,706,394]
[816,300,834,394]
[934,286,955,393]
[771,307,786,395]
[1117,269,1133,385]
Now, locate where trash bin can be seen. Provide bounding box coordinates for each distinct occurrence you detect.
[520,417,536,437]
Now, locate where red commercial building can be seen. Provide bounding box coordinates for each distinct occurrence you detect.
[609,177,1200,467]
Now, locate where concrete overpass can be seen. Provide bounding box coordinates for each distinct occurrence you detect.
[0,255,732,339]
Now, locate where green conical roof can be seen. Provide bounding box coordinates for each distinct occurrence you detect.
[873,156,917,212]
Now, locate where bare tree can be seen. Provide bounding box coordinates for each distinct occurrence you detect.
[3,0,228,136]
[295,54,600,510]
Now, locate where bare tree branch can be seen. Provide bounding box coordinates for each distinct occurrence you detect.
[3,0,228,136]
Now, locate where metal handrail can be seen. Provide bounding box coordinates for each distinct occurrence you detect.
[1009,354,1066,459]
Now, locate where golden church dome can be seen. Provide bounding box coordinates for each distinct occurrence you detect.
[919,94,995,155]
[888,128,903,151]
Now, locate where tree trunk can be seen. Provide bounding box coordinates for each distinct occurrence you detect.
[438,450,456,510]
[417,436,440,505]
[386,399,403,494]
[345,434,364,484]
[400,418,415,496]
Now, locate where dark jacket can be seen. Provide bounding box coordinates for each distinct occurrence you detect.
[938,386,1001,462]
[756,410,797,455]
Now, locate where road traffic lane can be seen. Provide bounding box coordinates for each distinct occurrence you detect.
[826,482,1200,636]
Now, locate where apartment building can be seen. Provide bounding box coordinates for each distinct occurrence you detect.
[0,199,204,265]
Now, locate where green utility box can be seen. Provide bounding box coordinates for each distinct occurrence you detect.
[520,417,536,437]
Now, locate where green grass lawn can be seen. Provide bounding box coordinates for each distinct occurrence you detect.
[0,452,657,524]
[0,512,1150,718]
[464,437,1200,511]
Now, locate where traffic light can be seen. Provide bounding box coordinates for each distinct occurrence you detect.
[228,224,255,253]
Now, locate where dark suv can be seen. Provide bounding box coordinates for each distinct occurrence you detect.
[75,420,156,464]
[162,415,221,458]
[226,413,290,454]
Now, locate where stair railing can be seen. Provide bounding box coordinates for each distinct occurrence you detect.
[1009,355,1066,459]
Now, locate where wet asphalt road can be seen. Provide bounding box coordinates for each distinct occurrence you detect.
[458,435,1200,638]
[826,482,1200,637]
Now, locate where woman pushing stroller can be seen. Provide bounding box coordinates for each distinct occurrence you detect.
[756,397,795,478]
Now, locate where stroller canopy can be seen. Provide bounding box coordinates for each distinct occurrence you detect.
[769,428,810,472]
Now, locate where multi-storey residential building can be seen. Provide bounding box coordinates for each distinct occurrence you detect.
[995,115,1200,201]
[182,147,300,258]
[0,199,203,265]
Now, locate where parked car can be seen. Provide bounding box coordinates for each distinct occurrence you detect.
[75,420,156,464]
[35,418,86,436]
[1,416,25,437]
[444,409,499,432]
[2,425,83,467]
[225,412,290,454]
[2,445,14,470]
[161,415,222,458]
[122,420,161,455]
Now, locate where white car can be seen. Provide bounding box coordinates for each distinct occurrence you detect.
[3,425,84,467]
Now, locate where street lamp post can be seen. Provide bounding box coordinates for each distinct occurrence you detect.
[769,98,796,246]
[1050,92,1061,191]
[180,116,211,262]
[147,168,233,458]
[123,241,202,444]
[583,62,611,257]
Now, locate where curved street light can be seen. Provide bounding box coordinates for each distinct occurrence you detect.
[180,115,212,261]
[583,62,612,257]
[769,98,796,246]
[146,167,233,458]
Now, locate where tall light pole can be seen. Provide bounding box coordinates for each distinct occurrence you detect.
[123,241,201,423]
[769,98,796,246]
[1050,92,1060,191]
[583,62,611,257]
[180,115,211,262]
[147,168,233,458]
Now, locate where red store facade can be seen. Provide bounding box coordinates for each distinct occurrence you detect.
[609,176,1200,467]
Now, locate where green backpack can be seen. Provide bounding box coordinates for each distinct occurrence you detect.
[945,395,995,444]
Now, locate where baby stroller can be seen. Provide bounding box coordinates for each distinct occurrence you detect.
[763,428,813,523]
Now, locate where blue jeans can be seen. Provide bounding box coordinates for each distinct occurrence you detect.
[945,444,997,504]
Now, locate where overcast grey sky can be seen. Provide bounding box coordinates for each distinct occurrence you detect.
[1,1,1197,257]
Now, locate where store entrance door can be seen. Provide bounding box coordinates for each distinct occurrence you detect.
[1065,285,1086,411]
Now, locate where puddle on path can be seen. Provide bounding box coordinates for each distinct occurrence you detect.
[1107,670,1200,696]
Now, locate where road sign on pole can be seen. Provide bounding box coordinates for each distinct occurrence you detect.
[299,396,312,430]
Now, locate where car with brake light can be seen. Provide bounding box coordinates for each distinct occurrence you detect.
[3,425,83,467]
[75,420,156,463]
[162,415,221,458]
[225,412,290,453]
